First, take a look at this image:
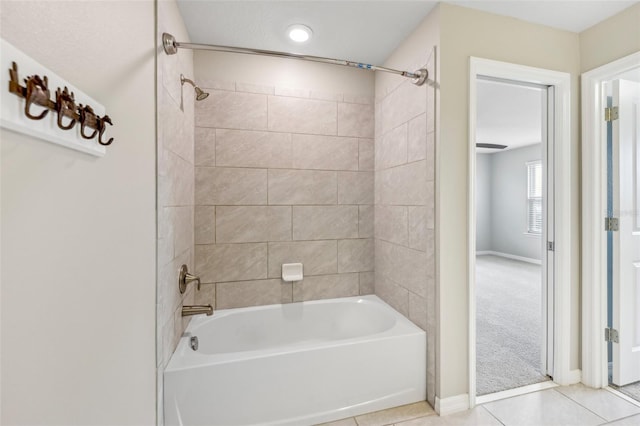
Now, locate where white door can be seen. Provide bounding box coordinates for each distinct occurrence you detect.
[612,79,640,386]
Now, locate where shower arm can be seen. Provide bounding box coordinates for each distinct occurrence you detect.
[162,33,428,86]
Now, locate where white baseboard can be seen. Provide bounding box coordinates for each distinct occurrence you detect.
[435,394,469,416]
[569,369,582,384]
[476,250,542,265]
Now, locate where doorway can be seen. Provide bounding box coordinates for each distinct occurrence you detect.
[474,77,552,397]
[469,57,573,408]
[605,74,640,403]
[581,52,640,401]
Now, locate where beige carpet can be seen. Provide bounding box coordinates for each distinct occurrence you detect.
[476,255,550,395]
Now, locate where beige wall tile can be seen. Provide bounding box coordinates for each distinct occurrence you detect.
[310,90,343,102]
[268,169,337,205]
[292,273,359,302]
[215,129,292,169]
[195,243,267,283]
[358,205,374,238]
[379,80,426,135]
[292,134,358,171]
[338,102,374,138]
[194,283,216,306]
[338,239,374,273]
[426,182,435,229]
[195,90,267,130]
[196,167,267,205]
[293,206,358,240]
[359,272,375,295]
[198,79,235,91]
[173,206,193,256]
[161,95,194,163]
[164,151,194,207]
[358,138,374,171]
[376,161,427,206]
[376,123,407,170]
[195,127,215,166]
[194,205,215,245]
[375,205,408,246]
[216,279,292,309]
[268,240,337,278]
[409,293,427,331]
[426,131,435,181]
[275,87,310,98]
[374,272,409,317]
[375,239,426,298]
[236,82,274,95]
[343,93,374,105]
[408,206,427,252]
[407,113,427,162]
[338,172,374,205]
[215,206,291,243]
[268,96,337,135]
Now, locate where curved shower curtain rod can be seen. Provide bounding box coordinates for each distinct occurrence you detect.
[162,33,428,86]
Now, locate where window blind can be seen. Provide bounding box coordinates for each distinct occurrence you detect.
[527,161,542,234]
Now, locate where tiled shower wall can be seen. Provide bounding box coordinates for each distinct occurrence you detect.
[374,51,436,404]
[193,83,375,309]
[156,1,194,424]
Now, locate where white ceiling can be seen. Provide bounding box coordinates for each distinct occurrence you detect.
[177,1,638,65]
[476,79,543,154]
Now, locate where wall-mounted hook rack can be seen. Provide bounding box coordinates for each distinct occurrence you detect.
[8,62,114,146]
[0,38,111,157]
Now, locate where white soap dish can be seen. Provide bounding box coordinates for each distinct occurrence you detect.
[282,263,303,282]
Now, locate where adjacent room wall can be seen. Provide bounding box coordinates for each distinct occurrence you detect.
[475,153,492,252]
[0,1,156,424]
[156,1,195,424]
[490,144,542,261]
[438,2,581,400]
[192,52,375,309]
[374,5,439,406]
[579,3,640,72]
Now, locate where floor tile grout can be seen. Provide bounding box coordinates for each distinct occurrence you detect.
[551,387,616,424]
[479,404,507,426]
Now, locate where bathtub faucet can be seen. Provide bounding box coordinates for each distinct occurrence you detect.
[182,305,213,317]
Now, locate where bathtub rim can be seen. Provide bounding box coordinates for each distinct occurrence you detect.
[165,294,425,371]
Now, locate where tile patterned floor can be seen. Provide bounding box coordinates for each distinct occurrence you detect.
[318,384,640,426]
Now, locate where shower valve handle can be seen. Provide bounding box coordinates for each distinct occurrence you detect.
[179,264,201,294]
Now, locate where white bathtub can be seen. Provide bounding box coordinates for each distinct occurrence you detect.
[164,295,426,426]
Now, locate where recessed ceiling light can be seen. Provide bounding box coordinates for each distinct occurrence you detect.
[287,24,312,43]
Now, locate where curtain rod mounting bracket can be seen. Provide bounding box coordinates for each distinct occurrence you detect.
[163,33,178,55]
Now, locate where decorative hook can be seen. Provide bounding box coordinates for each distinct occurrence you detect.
[79,104,98,139]
[55,86,76,130]
[97,115,113,146]
[24,74,50,120]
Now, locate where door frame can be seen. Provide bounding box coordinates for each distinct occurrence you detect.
[581,51,640,388]
[468,57,573,408]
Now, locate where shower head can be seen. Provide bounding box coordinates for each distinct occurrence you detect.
[180,74,209,101]
[194,87,209,101]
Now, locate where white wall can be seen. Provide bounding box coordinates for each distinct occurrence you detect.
[0,1,156,424]
[475,153,492,252]
[490,144,542,260]
[477,145,543,260]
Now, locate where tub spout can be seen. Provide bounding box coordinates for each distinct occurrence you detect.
[182,305,213,317]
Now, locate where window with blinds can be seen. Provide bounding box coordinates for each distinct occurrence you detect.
[527,160,543,234]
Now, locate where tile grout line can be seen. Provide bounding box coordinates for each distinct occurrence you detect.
[479,404,507,426]
[551,388,609,424]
